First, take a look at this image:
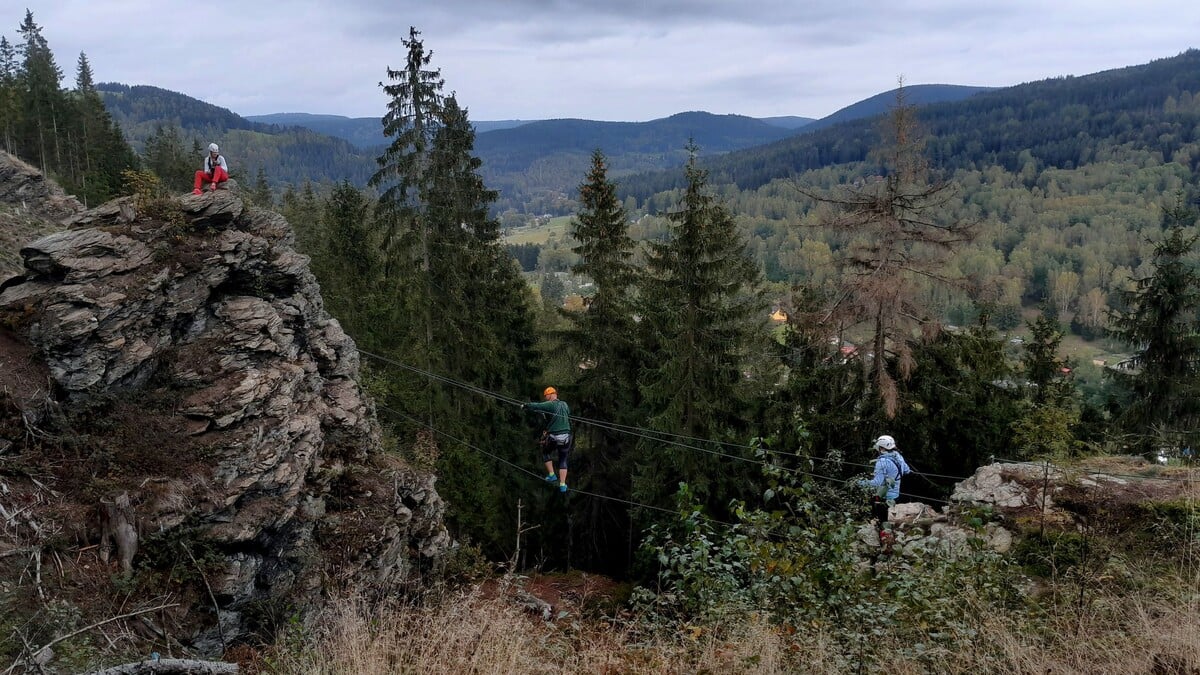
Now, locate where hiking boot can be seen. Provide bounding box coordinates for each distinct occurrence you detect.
[544,474,557,483]
[192,188,202,195]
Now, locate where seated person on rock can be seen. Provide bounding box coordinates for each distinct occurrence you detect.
[193,143,229,194]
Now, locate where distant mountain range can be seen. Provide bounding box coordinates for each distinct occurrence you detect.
[98,83,377,187]
[244,112,822,149]
[472,111,804,211]
[621,50,1200,203]
[759,116,817,129]
[98,80,995,211]
[245,113,531,146]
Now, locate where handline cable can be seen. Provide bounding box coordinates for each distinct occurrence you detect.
[366,337,1200,499]
[360,348,972,482]
[361,349,955,503]
[376,402,694,520]
[362,349,805,472]
[375,402,904,543]
[568,413,951,503]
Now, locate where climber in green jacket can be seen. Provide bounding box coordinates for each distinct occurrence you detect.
[524,386,572,493]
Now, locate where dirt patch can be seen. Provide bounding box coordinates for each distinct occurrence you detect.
[0,327,51,407]
[480,571,632,620]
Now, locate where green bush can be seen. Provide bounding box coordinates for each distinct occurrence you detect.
[633,440,1016,667]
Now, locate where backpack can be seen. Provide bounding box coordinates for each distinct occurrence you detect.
[875,454,910,499]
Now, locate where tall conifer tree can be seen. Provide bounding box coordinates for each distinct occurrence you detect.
[67,50,135,204]
[366,38,540,556]
[370,26,444,281]
[562,150,642,571]
[1109,199,1200,452]
[16,10,63,172]
[0,37,17,152]
[634,148,765,511]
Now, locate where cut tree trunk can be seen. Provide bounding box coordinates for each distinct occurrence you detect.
[88,658,239,674]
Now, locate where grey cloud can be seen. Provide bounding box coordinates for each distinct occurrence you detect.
[11,1,1200,121]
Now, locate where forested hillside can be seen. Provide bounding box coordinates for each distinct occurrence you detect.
[501,49,1200,357]
[626,50,1200,201]
[474,111,798,213]
[798,83,994,134]
[246,111,531,146]
[97,83,377,191]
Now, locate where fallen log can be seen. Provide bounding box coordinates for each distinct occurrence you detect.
[88,658,239,674]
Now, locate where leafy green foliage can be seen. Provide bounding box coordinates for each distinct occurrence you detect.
[120,168,185,228]
[634,450,1015,665]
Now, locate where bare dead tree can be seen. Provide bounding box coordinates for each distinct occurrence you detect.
[797,83,976,417]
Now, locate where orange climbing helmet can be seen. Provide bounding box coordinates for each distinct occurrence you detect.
[543,386,557,397]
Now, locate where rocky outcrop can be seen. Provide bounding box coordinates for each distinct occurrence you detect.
[0,151,84,220]
[0,151,83,281]
[0,159,449,658]
[950,462,1064,508]
[860,458,1194,558]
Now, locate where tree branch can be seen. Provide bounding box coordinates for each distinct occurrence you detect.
[7,603,180,675]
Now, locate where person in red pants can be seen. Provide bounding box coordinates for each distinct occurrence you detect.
[193,143,229,194]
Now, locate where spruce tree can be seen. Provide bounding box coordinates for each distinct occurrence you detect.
[1008,307,1080,459]
[3,15,134,203]
[774,283,865,459]
[249,167,273,207]
[312,181,381,341]
[0,36,18,152]
[368,26,446,433]
[1109,199,1200,452]
[561,150,642,572]
[369,26,444,280]
[1023,309,1070,405]
[363,41,542,556]
[144,125,194,192]
[16,10,63,172]
[67,50,136,204]
[420,95,540,556]
[74,51,93,91]
[633,148,765,511]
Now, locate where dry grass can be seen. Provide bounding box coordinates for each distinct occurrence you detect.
[266,569,1200,675]
[269,586,786,675]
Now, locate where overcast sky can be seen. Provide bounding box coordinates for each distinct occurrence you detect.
[14,1,1200,122]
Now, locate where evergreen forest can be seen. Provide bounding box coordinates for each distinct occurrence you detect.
[2,10,1199,672]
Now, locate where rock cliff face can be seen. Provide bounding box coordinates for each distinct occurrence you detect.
[0,152,449,657]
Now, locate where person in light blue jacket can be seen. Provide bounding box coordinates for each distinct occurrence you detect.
[860,434,912,542]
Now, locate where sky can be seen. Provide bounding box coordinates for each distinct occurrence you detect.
[12,1,1200,122]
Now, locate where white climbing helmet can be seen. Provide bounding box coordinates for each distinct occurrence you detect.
[875,435,896,451]
[208,143,219,153]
